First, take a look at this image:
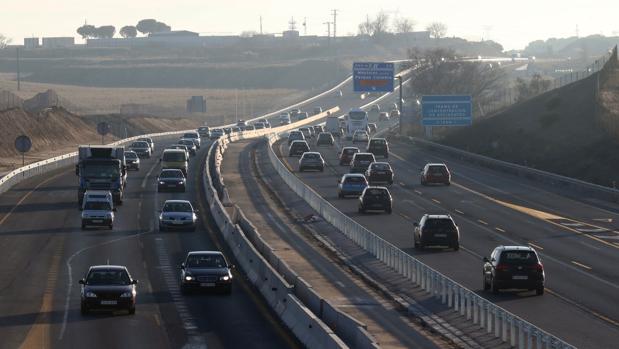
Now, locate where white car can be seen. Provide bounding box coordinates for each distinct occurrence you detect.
[81,190,115,229]
[159,200,198,232]
[352,130,370,143]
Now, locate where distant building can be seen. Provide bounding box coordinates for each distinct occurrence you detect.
[149,30,199,38]
[42,37,74,49]
[24,38,40,49]
[186,96,207,113]
[282,30,300,39]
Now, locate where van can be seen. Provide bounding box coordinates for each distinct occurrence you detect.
[161,149,188,175]
[325,116,341,137]
[367,138,389,158]
[81,190,115,229]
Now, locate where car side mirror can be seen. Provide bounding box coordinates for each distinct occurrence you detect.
[113,207,117,212]
[483,257,489,263]
[132,280,138,285]
[413,222,419,227]
[194,209,199,213]
[180,263,185,269]
[230,265,236,269]
[78,279,85,285]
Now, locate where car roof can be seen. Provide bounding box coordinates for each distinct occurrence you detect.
[371,162,391,166]
[164,199,192,204]
[163,149,185,153]
[89,265,127,271]
[85,190,111,195]
[354,152,374,156]
[343,173,365,178]
[124,150,137,154]
[187,251,224,256]
[302,152,321,156]
[424,214,453,219]
[427,163,447,167]
[160,168,182,173]
[497,245,535,252]
[370,138,386,141]
[364,186,389,191]
[291,140,308,145]
[342,147,359,150]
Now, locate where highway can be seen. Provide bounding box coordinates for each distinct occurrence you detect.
[273,117,619,349]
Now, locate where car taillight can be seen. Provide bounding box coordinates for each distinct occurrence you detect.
[495,264,509,271]
[531,263,544,272]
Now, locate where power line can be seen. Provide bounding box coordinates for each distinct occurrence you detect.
[332,9,338,38]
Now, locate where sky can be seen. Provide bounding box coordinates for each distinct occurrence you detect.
[2,0,619,50]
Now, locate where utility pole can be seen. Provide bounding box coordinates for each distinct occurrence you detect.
[323,22,331,38]
[16,47,21,91]
[303,17,307,35]
[260,16,263,35]
[331,9,338,38]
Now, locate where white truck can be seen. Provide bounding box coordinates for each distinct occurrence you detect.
[325,116,343,137]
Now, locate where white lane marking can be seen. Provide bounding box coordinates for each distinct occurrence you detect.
[141,159,159,189]
[579,241,601,250]
[455,209,465,215]
[495,227,506,233]
[571,261,592,270]
[335,281,346,288]
[528,242,544,250]
[477,219,488,225]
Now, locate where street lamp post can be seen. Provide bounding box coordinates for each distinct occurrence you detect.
[396,76,403,135]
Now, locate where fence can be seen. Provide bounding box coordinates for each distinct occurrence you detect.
[265,132,575,349]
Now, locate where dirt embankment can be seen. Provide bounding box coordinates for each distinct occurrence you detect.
[0,107,201,172]
[441,63,619,188]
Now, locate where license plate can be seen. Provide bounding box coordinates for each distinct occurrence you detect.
[512,275,528,280]
[434,234,447,238]
[168,184,176,187]
[92,220,103,223]
[376,171,386,174]
[173,221,184,225]
[101,300,117,305]
[200,283,215,287]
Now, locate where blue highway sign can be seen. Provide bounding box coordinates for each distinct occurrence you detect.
[353,62,395,93]
[421,95,472,126]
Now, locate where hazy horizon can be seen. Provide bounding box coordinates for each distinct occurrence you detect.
[3,0,619,50]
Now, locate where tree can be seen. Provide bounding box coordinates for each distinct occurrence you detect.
[371,11,390,37]
[394,18,416,33]
[426,22,447,39]
[94,26,116,39]
[136,19,171,35]
[77,24,96,39]
[515,74,552,102]
[358,15,373,36]
[120,26,138,38]
[0,34,10,48]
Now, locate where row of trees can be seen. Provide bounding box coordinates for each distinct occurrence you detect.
[0,34,10,49]
[76,19,171,39]
[358,12,447,39]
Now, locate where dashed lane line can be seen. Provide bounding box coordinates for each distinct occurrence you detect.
[528,242,544,250]
[571,261,592,270]
[495,227,506,233]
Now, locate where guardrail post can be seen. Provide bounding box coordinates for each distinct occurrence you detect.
[510,315,516,347]
[502,311,508,342]
[494,307,500,338]
[441,277,447,304]
[480,300,486,329]
[526,325,534,349]
[460,288,466,316]
[473,296,479,324]
[518,320,525,349]
[465,292,471,320]
[425,267,432,293]
[453,285,459,311]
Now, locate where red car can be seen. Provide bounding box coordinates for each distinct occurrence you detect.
[339,147,359,166]
[420,163,451,185]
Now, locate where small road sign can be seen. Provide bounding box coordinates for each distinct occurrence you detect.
[14,135,32,166]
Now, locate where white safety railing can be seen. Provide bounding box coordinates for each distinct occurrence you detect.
[265,133,575,349]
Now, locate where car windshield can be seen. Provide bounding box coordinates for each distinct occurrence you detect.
[303,153,320,159]
[501,251,538,265]
[371,139,386,145]
[183,133,197,138]
[160,170,183,179]
[163,152,186,162]
[343,149,359,155]
[163,202,192,212]
[138,139,151,143]
[86,269,131,285]
[429,166,448,174]
[366,189,388,196]
[131,142,149,148]
[425,219,456,230]
[345,176,366,184]
[82,164,120,179]
[84,201,111,210]
[186,254,227,268]
[372,163,390,171]
[356,155,375,162]
[124,152,137,159]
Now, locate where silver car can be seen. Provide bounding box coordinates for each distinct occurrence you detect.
[299,152,325,172]
[159,200,198,232]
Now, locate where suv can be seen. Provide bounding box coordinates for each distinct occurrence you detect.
[197,126,210,137]
[81,190,115,229]
[178,139,197,156]
[339,147,359,166]
[413,214,460,251]
[210,129,224,139]
[358,187,392,214]
[161,149,188,175]
[180,251,233,294]
[288,130,305,145]
[157,169,186,192]
[420,163,451,185]
[366,162,394,185]
[350,152,376,174]
[368,123,377,133]
[182,132,201,149]
[297,112,309,121]
[288,140,310,157]
[367,138,389,158]
[313,106,323,115]
[337,174,368,198]
[138,137,154,152]
[313,125,324,134]
[483,246,545,295]
[316,132,334,146]
[299,152,325,172]
[299,127,312,139]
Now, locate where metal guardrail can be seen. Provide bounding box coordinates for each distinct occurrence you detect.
[264,133,575,349]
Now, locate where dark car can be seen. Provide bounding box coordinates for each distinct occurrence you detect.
[289,140,310,157]
[288,130,305,145]
[254,122,265,130]
[79,265,138,315]
[124,151,140,171]
[421,163,451,185]
[316,132,334,146]
[350,152,376,174]
[313,125,324,134]
[367,138,389,158]
[197,126,210,137]
[179,139,197,156]
[366,162,394,185]
[129,141,151,158]
[483,246,545,295]
[358,187,392,214]
[157,169,186,192]
[378,112,390,121]
[368,123,377,133]
[414,214,460,251]
[223,127,232,135]
[158,200,197,231]
[339,147,359,166]
[180,251,233,294]
[299,152,325,172]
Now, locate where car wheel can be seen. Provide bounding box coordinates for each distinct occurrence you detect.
[491,278,500,294]
[128,306,136,315]
[159,225,166,232]
[453,242,460,251]
[109,224,113,230]
[338,192,343,199]
[536,286,544,296]
[358,206,364,214]
[81,223,86,230]
[386,207,392,214]
[320,167,324,172]
[446,181,451,186]
[80,303,89,315]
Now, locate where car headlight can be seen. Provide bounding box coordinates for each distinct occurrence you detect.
[178,181,184,185]
[185,275,193,281]
[82,213,89,219]
[220,275,231,281]
[85,291,97,298]
[106,213,113,219]
[159,181,165,185]
[120,292,133,298]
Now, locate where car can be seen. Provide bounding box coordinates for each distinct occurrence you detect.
[280,113,291,125]
[197,126,210,137]
[370,104,381,113]
[350,152,376,174]
[253,122,265,130]
[313,106,323,115]
[413,214,460,251]
[378,112,390,121]
[79,265,138,315]
[289,108,301,118]
[368,123,377,133]
[297,112,309,121]
[339,120,346,129]
[81,190,115,229]
[231,126,242,133]
[352,130,369,143]
[223,127,232,135]
[124,151,140,170]
[313,125,324,134]
[316,132,334,146]
[161,149,188,175]
[168,145,190,159]
[178,139,197,156]
[288,130,305,145]
[420,163,451,186]
[210,129,225,139]
[367,138,389,158]
[483,246,545,295]
[390,102,399,111]
[259,118,271,128]
[358,187,392,214]
[390,109,401,118]
[244,125,255,131]
[366,162,394,185]
[299,152,325,172]
[129,141,151,158]
[157,169,186,192]
[337,174,368,198]
[339,147,359,166]
[335,90,343,98]
[288,140,310,157]
[137,137,154,152]
[299,127,312,139]
[182,132,201,149]
[159,200,198,232]
[237,120,247,128]
[180,251,233,294]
